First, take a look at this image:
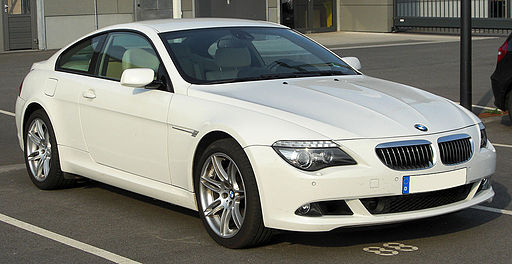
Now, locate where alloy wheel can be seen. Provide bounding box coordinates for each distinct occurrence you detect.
[199,153,246,238]
[26,118,52,181]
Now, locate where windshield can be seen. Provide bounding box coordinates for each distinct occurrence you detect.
[160,27,358,84]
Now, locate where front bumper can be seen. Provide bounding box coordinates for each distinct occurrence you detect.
[245,125,496,232]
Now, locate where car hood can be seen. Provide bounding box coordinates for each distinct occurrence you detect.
[189,75,477,139]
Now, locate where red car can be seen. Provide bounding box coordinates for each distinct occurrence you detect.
[491,33,512,121]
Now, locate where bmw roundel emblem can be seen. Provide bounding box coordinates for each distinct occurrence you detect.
[414,124,428,132]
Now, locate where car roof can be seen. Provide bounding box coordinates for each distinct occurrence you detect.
[110,18,287,33]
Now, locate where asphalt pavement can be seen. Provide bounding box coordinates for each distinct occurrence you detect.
[0,33,511,263]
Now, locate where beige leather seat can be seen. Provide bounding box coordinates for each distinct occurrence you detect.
[121,48,160,77]
[102,45,126,80]
[206,47,251,80]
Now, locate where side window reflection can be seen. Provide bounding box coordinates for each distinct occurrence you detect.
[98,32,161,81]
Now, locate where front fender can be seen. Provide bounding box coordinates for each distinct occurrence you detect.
[167,93,327,191]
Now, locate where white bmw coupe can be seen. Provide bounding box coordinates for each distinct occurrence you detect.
[15,18,496,248]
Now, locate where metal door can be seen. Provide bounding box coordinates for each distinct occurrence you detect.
[135,0,173,21]
[281,0,335,33]
[2,0,37,50]
[195,0,266,20]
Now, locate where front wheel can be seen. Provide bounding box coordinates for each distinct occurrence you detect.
[195,138,272,248]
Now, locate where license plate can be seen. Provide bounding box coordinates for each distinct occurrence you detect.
[402,168,467,194]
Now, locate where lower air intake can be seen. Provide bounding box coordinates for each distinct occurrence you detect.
[360,184,472,214]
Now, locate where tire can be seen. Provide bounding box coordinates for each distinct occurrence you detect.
[194,138,272,248]
[23,109,74,190]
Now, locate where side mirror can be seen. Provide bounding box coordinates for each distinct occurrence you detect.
[120,68,155,88]
[342,57,362,70]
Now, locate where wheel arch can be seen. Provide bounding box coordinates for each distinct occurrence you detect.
[22,102,48,138]
[20,100,61,149]
[192,130,237,192]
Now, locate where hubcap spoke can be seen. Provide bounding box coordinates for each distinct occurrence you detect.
[27,151,40,161]
[211,156,229,183]
[35,120,45,142]
[42,156,51,177]
[36,159,44,178]
[227,162,238,187]
[28,131,42,147]
[44,131,50,146]
[204,199,223,217]
[220,206,232,236]
[201,176,222,193]
[232,202,243,229]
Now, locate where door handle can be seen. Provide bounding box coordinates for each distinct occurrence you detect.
[82,90,96,99]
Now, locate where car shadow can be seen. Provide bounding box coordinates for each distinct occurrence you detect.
[75,178,508,248]
[79,180,200,219]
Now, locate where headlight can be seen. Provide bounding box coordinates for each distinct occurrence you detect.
[478,122,488,148]
[272,140,356,171]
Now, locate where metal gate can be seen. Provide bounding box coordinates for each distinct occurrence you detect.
[2,0,37,50]
[394,0,512,31]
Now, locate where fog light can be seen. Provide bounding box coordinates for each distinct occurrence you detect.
[295,203,311,215]
[294,203,323,216]
[481,177,491,190]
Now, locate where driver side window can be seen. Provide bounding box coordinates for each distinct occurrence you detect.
[98,32,161,81]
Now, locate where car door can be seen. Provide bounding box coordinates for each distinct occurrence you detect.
[53,33,107,151]
[79,31,173,183]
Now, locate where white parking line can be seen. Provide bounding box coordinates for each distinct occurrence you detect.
[0,213,141,264]
[472,205,512,216]
[0,109,15,117]
[472,105,501,111]
[453,102,502,111]
[492,143,512,149]
[0,164,26,173]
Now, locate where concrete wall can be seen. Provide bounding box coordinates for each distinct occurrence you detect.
[268,0,278,23]
[44,0,134,49]
[339,0,393,32]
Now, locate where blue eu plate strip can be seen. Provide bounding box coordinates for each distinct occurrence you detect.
[402,176,410,194]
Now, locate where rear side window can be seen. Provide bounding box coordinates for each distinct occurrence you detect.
[56,35,105,74]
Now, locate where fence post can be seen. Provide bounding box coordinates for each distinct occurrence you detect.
[460,0,472,111]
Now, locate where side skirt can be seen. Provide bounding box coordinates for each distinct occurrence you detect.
[58,145,198,211]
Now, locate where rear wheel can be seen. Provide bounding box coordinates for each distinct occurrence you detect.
[507,90,512,121]
[24,109,73,189]
[195,138,272,248]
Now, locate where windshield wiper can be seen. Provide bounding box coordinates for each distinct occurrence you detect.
[295,62,354,71]
[290,70,348,77]
[272,61,307,72]
[203,71,347,85]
